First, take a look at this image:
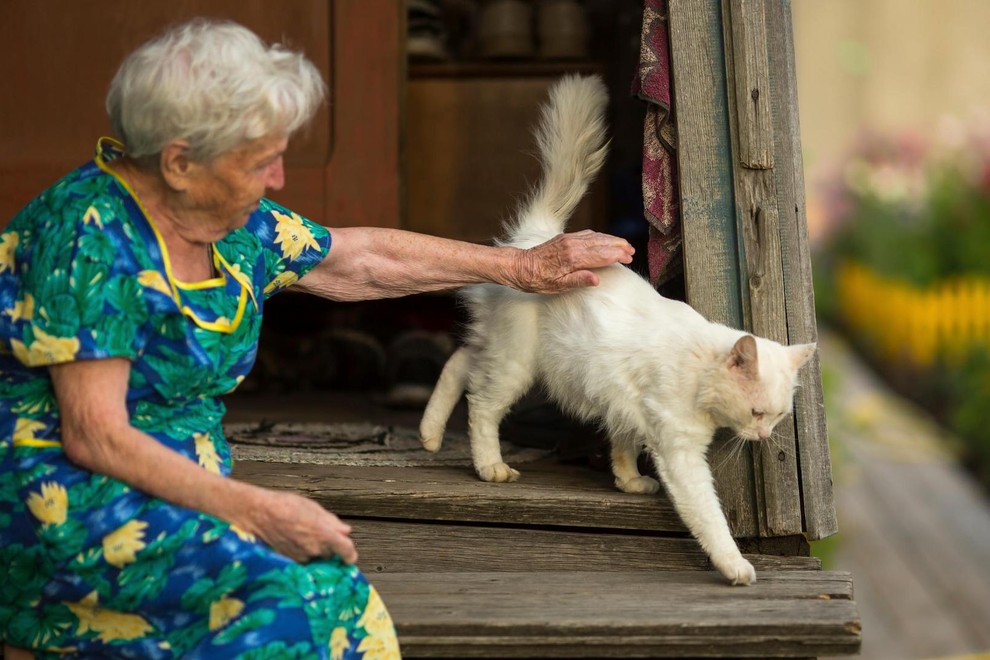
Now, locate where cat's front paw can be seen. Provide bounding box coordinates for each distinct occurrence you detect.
[420,433,443,453]
[477,462,521,483]
[615,476,661,495]
[712,554,756,586]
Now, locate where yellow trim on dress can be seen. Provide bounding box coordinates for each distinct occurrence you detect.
[12,438,62,448]
[92,137,258,334]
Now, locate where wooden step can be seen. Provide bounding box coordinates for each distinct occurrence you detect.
[232,457,862,657]
[232,459,689,533]
[374,570,861,658]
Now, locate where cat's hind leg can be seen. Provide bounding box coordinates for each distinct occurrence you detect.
[420,346,473,452]
[610,433,660,494]
[467,349,537,483]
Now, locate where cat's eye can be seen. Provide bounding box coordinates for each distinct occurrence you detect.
[752,409,766,419]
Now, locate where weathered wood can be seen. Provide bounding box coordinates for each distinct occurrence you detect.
[728,0,775,169]
[722,0,803,537]
[764,0,837,540]
[671,0,835,540]
[233,460,691,533]
[377,571,861,658]
[351,519,820,574]
[867,460,990,647]
[668,0,759,539]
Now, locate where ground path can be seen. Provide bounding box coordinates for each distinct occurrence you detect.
[820,330,990,659]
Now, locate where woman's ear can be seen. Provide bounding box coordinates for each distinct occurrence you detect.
[159,140,193,191]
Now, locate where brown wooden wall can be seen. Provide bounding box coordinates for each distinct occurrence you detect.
[0,0,401,230]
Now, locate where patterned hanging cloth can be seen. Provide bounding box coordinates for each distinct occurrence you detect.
[632,0,682,287]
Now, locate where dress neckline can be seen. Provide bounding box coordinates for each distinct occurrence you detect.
[92,137,258,334]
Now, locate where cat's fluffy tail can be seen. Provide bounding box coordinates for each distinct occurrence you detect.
[506,74,609,243]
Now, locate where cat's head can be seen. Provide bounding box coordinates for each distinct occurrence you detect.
[704,335,816,441]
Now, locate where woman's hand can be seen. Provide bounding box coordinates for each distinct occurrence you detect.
[508,229,635,293]
[245,489,358,565]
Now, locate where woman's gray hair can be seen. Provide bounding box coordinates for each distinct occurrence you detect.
[107,18,326,163]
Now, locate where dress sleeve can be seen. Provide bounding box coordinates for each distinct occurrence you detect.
[250,198,332,300]
[0,194,149,368]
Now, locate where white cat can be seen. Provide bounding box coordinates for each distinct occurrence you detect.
[419,74,816,586]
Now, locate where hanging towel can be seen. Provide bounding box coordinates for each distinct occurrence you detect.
[632,0,682,286]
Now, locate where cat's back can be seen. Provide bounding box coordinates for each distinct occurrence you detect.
[548,263,704,330]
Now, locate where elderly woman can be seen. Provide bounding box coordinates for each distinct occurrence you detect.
[0,18,631,660]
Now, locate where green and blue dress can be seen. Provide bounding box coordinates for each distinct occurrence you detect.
[0,139,400,659]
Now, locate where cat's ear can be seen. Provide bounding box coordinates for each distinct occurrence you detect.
[787,343,817,371]
[727,335,759,379]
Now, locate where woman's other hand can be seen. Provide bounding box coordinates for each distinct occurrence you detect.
[246,489,358,565]
[510,229,635,293]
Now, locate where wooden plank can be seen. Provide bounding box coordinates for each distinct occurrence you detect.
[377,569,854,598]
[764,0,837,540]
[837,462,976,657]
[867,461,990,648]
[722,0,803,537]
[376,571,861,658]
[233,460,691,533]
[728,0,775,169]
[326,0,402,228]
[668,0,759,539]
[350,520,820,574]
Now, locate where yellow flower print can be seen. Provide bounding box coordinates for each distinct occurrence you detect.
[330,627,351,660]
[356,588,400,659]
[272,210,320,261]
[4,293,34,323]
[10,327,81,366]
[356,633,402,660]
[66,591,154,642]
[0,231,18,273]
[230,524,256,543]
[263,270,298,295]
[26,481,68,526]
[209,597,245,631]
[194,432,222,474]
[82,205,104,229]
[137,270,172,296]
[13,417,46,440]
[102,519,148,568]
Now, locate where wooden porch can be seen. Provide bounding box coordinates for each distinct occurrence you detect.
[227,394,861,658]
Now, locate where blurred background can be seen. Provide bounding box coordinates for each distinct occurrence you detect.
[793,1,990,658]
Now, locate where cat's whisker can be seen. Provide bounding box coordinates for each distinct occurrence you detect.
[765,428,793,459]
[714,434,748,473]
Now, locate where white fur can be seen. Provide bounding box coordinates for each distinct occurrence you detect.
[419,75,816,586]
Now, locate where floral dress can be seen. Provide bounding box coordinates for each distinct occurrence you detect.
[0,139,400,659]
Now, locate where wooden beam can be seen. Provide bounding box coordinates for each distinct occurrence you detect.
[723,0,803,536]
[764,0,837,540]
[669,0,758,538]
[671,0,835,539]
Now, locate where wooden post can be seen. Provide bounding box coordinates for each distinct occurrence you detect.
[669,0,837,540]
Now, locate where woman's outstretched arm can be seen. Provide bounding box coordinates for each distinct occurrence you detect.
[296,226,634,302]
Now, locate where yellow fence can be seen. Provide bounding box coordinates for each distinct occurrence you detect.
[836,262,990,366]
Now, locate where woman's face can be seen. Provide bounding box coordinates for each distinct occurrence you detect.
[184,134,288,238]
